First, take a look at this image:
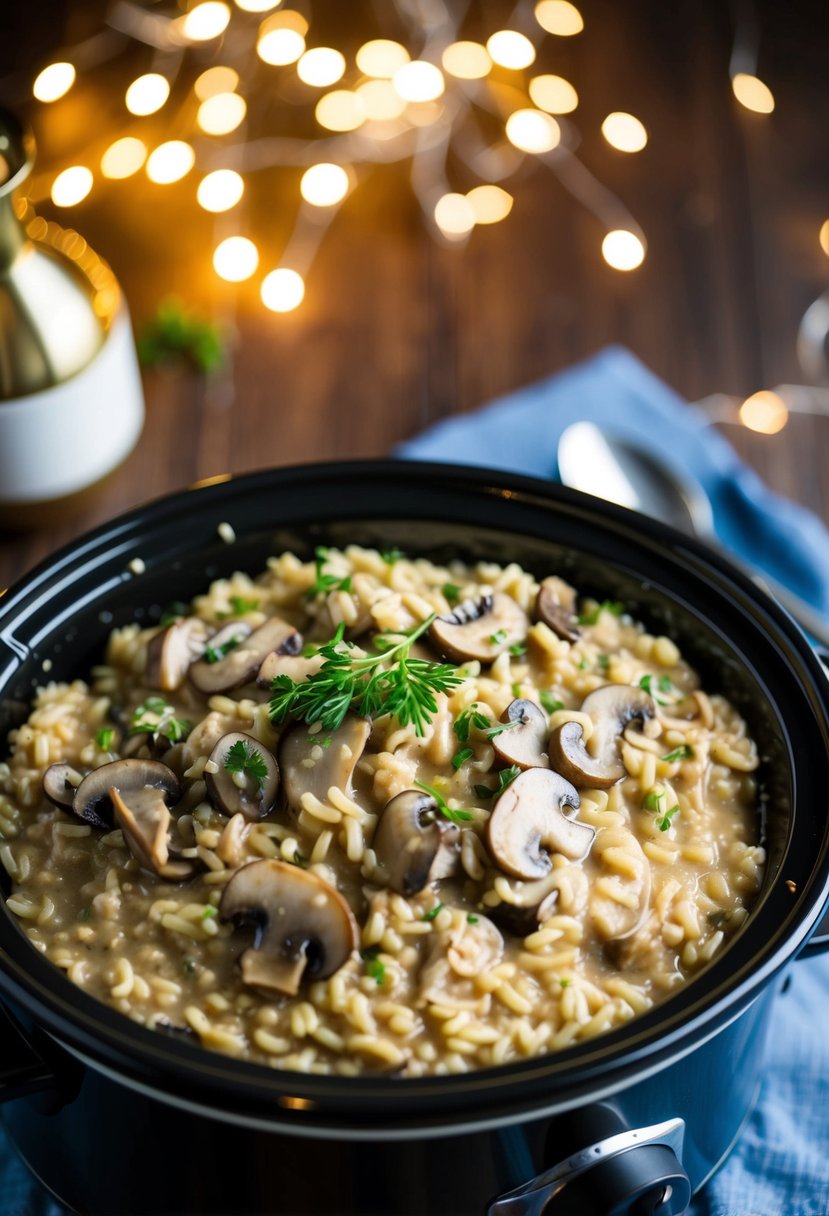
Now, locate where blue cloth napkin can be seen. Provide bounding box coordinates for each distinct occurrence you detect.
[3,347,829,1215]
[398,345,829,1216]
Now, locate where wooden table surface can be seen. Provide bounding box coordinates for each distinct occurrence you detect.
[1,0,829,591]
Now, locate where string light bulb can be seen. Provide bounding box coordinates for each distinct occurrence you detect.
[534,1,584,36]
[125,73,170,116]
[739,391,788,434]
[601,112,648,152]
[146,141,195,184]
[356,40,410,78]
[261,268,305,311]
[442,42,491,80]
[731,73,775,114]
[506,109,560,153]
[257,11,308,64]
[356,80,407,121]
[392,61,445,103]
[434,193,476,238]
[213,235,259,281]
[50,166,93,207]
[300,162,349,206]
[486,31,536,70]
[297,48,346,87]
[100,137,147,179]
[466,184,513,224]
[197,92,247,134]
[234,0,281,10]
[33,62,76,103]
[194,65,239,99]
[197,168,245,211]
[529,74,578,114]
[601,229,646,271]
[315,90,366,131]
[181,2,231,42]
[820,220,829,258]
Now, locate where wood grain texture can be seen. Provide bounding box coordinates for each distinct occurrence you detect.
[1,0,828,590]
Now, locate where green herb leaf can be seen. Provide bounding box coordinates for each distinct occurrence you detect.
[223,739,269,790]
[508,641,528,657]
[466,914,479,924]
[442,583,461,604]
[490,629,508,645]
[79,905,91,922]
[511,682,522,697]
[642,789,667,814]
[414,779,474,823]
[560,978,570,988]
[597,654,610,672]
[204,634,243,665]
[202,905,218,920]
[485,720,520,740]
[381,548,405,565]
[159,600,191,627]
[306,547,353,599]
[540,691,564,714]
[579,600,624,626]
[661,744,693,763]
[657,804,680,832]
[230,596,259,615]
[638,674,671,705]
[95,727,114,751]
[454,702,490,743]
[474,766,521,800]
[130,698,192,743]
[451,747,474,771]
[422,903,444,922]
[360,946,386,985]
[577,657,589,670]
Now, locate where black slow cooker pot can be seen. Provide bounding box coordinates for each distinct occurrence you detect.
[1,461,828,1216]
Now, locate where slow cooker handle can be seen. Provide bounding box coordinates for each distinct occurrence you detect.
[487,1112,690,1216]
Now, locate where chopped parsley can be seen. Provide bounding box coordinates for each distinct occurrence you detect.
[540,691,564,714]
[490,629,508,645]
[597,654,610,672]
[577,657,589,670]
[422,903,444,922]
[485,720,520,740]
[201,905,218,920]
[380,548,405,565]
[453,702,490,743]
[130,698,191,743]
[639,674,673,705]
[95,727,114,751]
[451,747,474,771]
[474,765,521,801]
[442,583,461,604]
[642,788,680,831]
[79,905,91,922]
[414,779,474,823]
[511,682,522,697]
[223,739,269,790]
[159,601,191,627]
[466,914,479,924]
[306,547,353,599]
[204,634,243,664]
[230,595,259,615]
[508,641,528,657]
[360,946,386,985]
[560,978,571,988]
[307,734,333,749]
[579,600,624,626]
[662,744,693,763]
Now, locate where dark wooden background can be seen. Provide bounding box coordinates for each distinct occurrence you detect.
[1,0,828,589]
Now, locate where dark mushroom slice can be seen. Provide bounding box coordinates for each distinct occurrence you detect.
[548,684,656,789]
[256,649,324,688]
[490,699,549,770]
[373,789,460,896]
[428,593,529,664]
[204,731,279,822]
[219,858,358,995]
[147,617,211,692]
[489,871,561,937]
[189,617,300,695]
[534,576,581,643]
[279,714,371,814]
[487,768,595,881]
[43,762,84,810]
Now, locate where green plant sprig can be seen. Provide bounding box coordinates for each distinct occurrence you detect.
[268,615,463,736]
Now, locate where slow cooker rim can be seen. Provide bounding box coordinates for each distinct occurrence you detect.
[1,458,828,1128]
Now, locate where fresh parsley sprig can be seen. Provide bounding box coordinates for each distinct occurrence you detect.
[474,765,521,801]
[414,779,474,824]
[579,600,624,625]
[642,788,680,831]
[269,616,463,736]
[662,744,693,763]
[306,547,352,599]
[453,702,490,743]
[223,739,269,790]
[639,674,673,705]
[130,697,191,743]
[204,634,243,665]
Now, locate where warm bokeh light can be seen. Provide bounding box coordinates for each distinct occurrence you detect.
[534,0,584,36]
[601,229,646,270]
[213,235,259,281]
[257,27,306,64]
[356,79,407,121]
[197,91,247,134]
[739,390,788,435]
[297,47,346,87]
[100,137,147,179]
[315,90,366,131]
[235,0,281,10]
[33,62,75,103]
[181,2,231,41]
[466,184,513,224]
[125,73,170,116]
[146,141,195,184]
[601,111,648,152]
[529,73,578,114]
[197,168,245,211]
[261,268,305,312]
[356,40,410,79]
[434,193,476,237]
[194,65,239,100]
[50,166,93,207]
[300,162,349,206]
[486,31,536,70]
[731,73,775,114]
[406,101,444,127]
[441,41,491,80]
[505,109,560,153]
[393,61,445,103]
[820,220,829,258]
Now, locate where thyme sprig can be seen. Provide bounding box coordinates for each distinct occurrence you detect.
[268,615,463,736]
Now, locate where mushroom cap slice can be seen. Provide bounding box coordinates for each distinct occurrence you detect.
[279,714,371,814]
[489,869,562,937]
[491,699,549,770]
[373,790,460,896]
[549,684,656,788]
[428,593,529,664]
[534,576,581,643]
[189,617,300,694]
[486,768,595,880]
[256,650,323,688]
[204,732,279,822]
[43,762,84,810]
[147,618,211,692]
[219,858,358,995]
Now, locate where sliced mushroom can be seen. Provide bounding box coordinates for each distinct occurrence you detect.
[590,828,652,941]
[43,762,84,810]
[534,576,581,643]
[216,812,250,867]
[147,618,211,692]
[219,858,358,994]
[189,617,300,694]
[548,684,656,788]
[279,714,371,814]
[204,732,279,821]
[373,789,460,896]
[429,593,529,663]
[487,768,595,880]
[256,649,324,688]
[490,699,548,770]
[488,869,562,937]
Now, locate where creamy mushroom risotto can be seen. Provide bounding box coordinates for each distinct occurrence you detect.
[0,547,764,1076]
